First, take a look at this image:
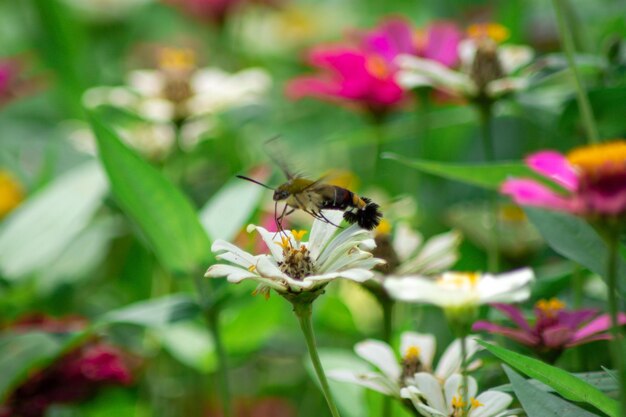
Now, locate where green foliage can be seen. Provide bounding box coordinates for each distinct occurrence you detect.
[479,340,620,417]
[88,113,212,276]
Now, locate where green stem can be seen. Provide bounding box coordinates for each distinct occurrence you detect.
[605,230,626,417]
[552,0,600,144]
[460,335,469,417]
[381,299,394,417]
[193,276,233,417]
[293,302,342,417]
[478,104,500,273]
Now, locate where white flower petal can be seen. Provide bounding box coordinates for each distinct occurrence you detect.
[392,223,423,262]
[486,77,530,98]
[309,211,345,259]
[400,332,436,370]
[327,370,398,396]
[137,98,175,122]
[478,268,534,304]
[458,39,477,71]
[413,373,447,414]
[247,224,285,261]
[354,340,401,381]
[304,268,373,285]
[204,264,257,283]
[498,45,534,74]
[470,391,513,417]
[127,70,165,98]
[212,240,256,268]
[397,230,461,275]
[435,338,480,380]
[385,276,464,307]
[397,55,476,97]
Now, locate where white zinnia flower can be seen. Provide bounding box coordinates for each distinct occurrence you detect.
[205,211,384,295]
[402,373,514,417]
[328,331,481,398]
[384,269,534,309]
[397,24,533,100]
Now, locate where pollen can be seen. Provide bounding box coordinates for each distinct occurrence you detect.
[291,229,308,242]
[500,204,527,222]
[437,272,481,290]
[158,47,196,71]
[248,265,257,272]
[366,55,390,79]
[405,346,420,360]
[0,170,24,219]
[470,397,484,409]
[375,218,392,236]
[566,140,626,176]
[276,236,293,250]
[467,23,510,43]
[535,297,566,318]
[277,243,316,280]
[451,395,466,409]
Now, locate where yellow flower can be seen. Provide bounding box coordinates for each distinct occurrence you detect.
[0,171,24,219]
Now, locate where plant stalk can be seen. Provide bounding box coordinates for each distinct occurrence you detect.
[605,229,626,417]
[460,335,469,417]
[294,302,342,417]
[381,299,394,417]
[206,308,233,417]
[478,104,500,272]
[552,0,599,144]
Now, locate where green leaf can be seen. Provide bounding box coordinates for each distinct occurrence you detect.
[156,321,216,373]
[0,332,65,402]
[496,370,618,394]
[478,340,619,417]
[504,366,601,417]
[200,170,268,242]
[382,153,537,190]
[88,113,212,275]
[99,295,200,328]
[524,207,626,294]
[0,162,108,280]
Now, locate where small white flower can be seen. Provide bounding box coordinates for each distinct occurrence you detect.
[401,373,514,417]
[397,31,533,100]
[328,331,481,398]
[205,211,383,295]
[374,221,461,276]
[384,269,534,309]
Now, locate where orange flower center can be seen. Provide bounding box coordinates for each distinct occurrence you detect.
[366,55,390,79]
[0,171,24,219]
[566,140,626,176]
[467,23,510,43]
[535,298,565,318]
[158,47,196,71]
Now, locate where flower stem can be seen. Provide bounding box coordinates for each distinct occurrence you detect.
[605,229,626,416]
[293,302,342,417]
[381,299,394,417]
[206,308,233,417]
[460,335,469,417]
[478,104,500,273]
[552,0,600,144]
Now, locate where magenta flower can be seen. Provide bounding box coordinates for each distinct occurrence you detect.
[0,314,134,417]
[286,18,462,117]
[501,140,626,217]
[473,299,626,362]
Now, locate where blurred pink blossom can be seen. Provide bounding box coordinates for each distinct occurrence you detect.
[501,141,626,218]
[286,17,462,118]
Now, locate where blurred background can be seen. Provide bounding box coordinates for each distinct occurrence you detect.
[0,0,625,416]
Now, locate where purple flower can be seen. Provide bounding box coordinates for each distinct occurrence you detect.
[473,299,626,362]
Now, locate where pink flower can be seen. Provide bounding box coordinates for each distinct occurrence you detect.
[473,299,626,362]
[286,18,462,117]
[501,140,626,217]
[0,315,134,417]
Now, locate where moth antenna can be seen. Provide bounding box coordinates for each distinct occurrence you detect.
[236,175,275,190]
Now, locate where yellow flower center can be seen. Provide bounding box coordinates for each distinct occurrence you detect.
[470,397,484,409]
[0,171,24,219]
[535,297,565,318]
[291,229,308,242]
[404,345,420,361]
[467,23,510,43]
[158,47,196,71]
[276,236,293,250]
[437,272,481,290]
[499,204,527,222]
[566,140,626,176]
[366,55,390,79]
